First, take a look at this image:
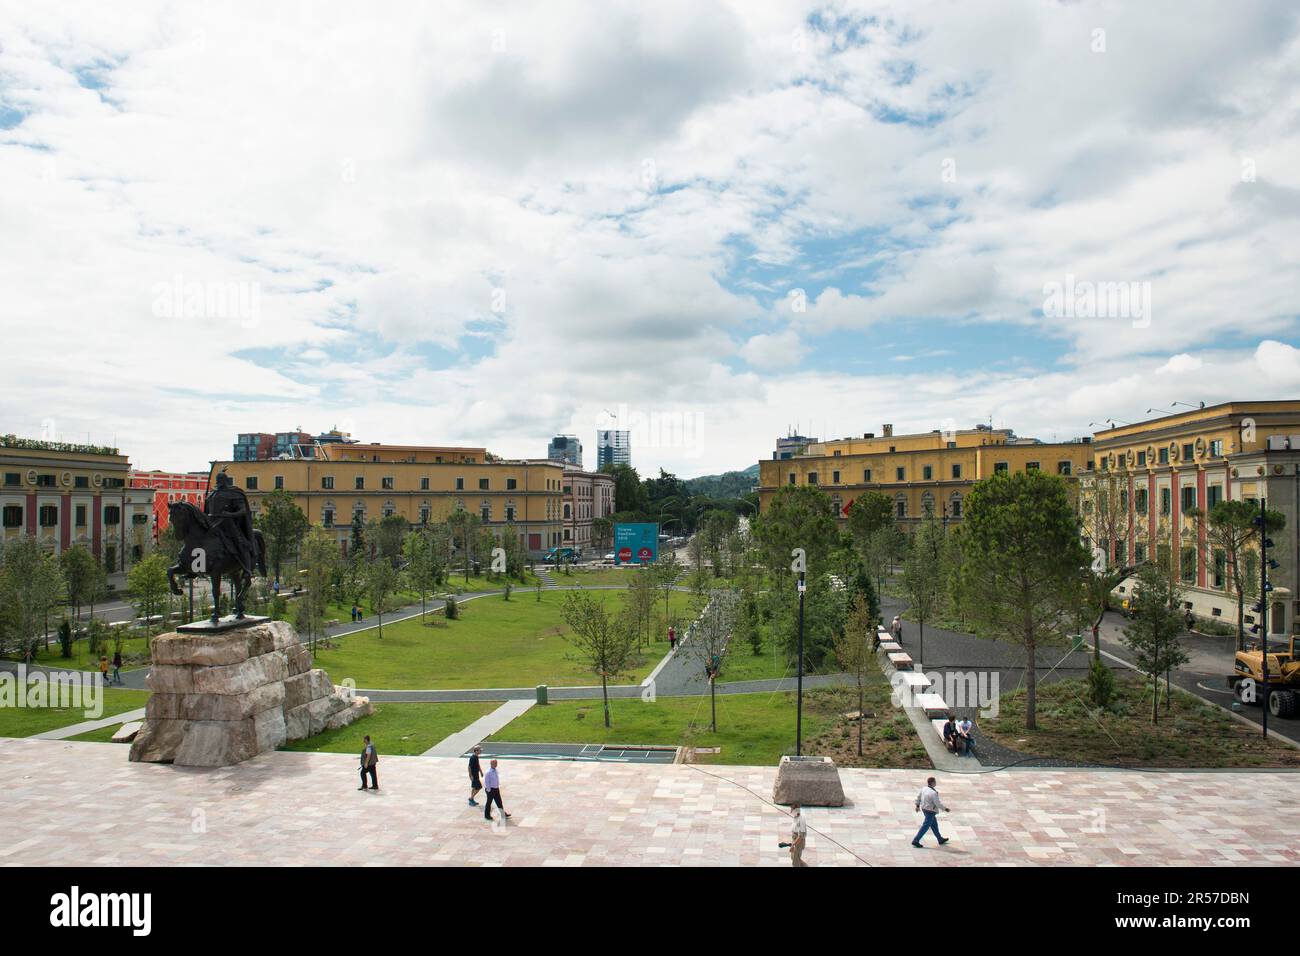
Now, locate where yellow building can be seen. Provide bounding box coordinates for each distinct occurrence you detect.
[212,442,566,556]
[757,423,1092,526]
[1,436,154,571]
[1082,401,1300,636]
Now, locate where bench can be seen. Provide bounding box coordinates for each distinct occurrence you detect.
[895,672,931,691]
[887,651,913,670]
[913,692,950,719]
[879,641,902,652]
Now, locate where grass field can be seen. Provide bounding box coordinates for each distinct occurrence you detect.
[310,589,699,689]
[23,635,154,673]
[552,567,643,587]
[281,701,503,756]
[979,673,1300,768]
[0,687,151,738]
[488,680,928,768]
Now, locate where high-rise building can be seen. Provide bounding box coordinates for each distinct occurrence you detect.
[773,432,819,460]
[547,435,583,467]
[596,430,630,469]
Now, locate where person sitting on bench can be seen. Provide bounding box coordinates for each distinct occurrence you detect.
[942,715,961,753]
[956,716,975,755]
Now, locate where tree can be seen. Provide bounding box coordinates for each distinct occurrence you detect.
[256,489,310,583]
[1121,564,1190,722]
[961,471,1089,730]
[903,514,946,669]
[372,513,409,568]
[835,592,875,755]
[751,485,838,589]
[845,491,894,548]
[699,509,737,578]
[651,549,681,627]
[366,558,401,639]
[349,511,367,558]
[128,552,171,636]
[60,543,104,633]
[686,590,736,731]
[0,538,64,658]
[591,517,613,553]
[404,524,446,622]
[601,463,647,515]
[1188,500,1286,651]
[560,591,639,728]
[861,523,895,604]
[296,527,339,652]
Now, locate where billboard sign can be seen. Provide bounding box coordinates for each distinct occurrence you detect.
[614,522,659,565]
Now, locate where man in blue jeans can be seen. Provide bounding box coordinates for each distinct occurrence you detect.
[912,776,950,847]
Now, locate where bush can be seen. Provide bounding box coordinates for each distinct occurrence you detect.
[1087,655,1116,709]
[444,596,459,620]
[58,619,73,659]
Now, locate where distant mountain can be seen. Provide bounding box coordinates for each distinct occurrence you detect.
[684,463,759,499]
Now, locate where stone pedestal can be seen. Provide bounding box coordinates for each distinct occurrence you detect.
[772,755,846,807]
[129,620,372,767]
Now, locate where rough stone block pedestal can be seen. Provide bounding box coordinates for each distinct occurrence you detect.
[129,619,372,768]
[772,755,846,807]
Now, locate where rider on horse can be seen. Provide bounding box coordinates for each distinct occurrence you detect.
[205,469,259,580]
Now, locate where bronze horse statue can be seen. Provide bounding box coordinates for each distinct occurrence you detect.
[166,501,267,624]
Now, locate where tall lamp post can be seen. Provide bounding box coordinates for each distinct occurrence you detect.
[1256,499,1274,739]
[796,570,806,756]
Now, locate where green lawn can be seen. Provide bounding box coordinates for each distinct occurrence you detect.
[553,567,642,586]
[281,701,502,756]
[24,635,154,673]
[980,673,1300,768]
[0,687,151,738]
[311,590,698,689]
[488,683,928,768]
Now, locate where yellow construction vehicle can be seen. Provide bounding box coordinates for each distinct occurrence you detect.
[1228,636,1300,717]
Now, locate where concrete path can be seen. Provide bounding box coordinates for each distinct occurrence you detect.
[7,736,1298,867]
[32,707,146,740]
[423,699,536,756]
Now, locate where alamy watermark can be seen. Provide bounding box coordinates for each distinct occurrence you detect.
[890,669,1001,718]
[597,403,703,458]
[0,665,103,720]
[151,274,261,328]
[1042,274,1151,328]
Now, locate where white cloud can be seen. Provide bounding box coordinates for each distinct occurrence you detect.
[0,1,1296,477]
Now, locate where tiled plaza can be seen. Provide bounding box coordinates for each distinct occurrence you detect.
[4,736,1298,867]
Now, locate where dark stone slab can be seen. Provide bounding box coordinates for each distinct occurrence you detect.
[176,614,271,634]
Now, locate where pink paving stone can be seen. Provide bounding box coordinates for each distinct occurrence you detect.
[3,736,1300,867]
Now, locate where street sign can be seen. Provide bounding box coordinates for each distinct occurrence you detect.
[614,523,658,565]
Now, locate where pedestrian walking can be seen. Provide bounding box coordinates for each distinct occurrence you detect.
[358,735,379,791]
[111,650,123,685]
[784,802,808,867]
[98,656,109,687]
[467,746,484,806]
[891,615,902,642]
[912,776,950,847]
[668,625,676,652]
[483,758,510,822]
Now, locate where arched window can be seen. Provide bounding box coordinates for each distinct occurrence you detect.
[949,493,962,518]
[921,492,935,516]
[895,494,907,519]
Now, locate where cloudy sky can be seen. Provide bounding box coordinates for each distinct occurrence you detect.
[2,0,1298,477]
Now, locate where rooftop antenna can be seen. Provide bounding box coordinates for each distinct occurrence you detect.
[1170,400,1205,410]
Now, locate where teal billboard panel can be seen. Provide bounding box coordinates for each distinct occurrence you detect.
[614,522,659,565]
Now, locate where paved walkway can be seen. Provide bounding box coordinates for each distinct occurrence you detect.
[4,737,1296,866]
[32,708,146,741]
[424,700,535,757]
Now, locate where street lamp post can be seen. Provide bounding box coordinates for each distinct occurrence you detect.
[1259,498,1272,739]
[796,571,806,756]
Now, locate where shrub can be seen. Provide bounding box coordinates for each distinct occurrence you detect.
[444,596,459,620]
[1086,656,1116,709]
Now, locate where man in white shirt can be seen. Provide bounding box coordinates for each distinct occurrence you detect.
[787,803,808,867]
[483,759,511,822]
[912,776,950,847]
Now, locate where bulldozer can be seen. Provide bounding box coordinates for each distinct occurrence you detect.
[1228,636,1300,718]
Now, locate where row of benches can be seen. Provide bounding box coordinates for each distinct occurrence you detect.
[877,626,958,746]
